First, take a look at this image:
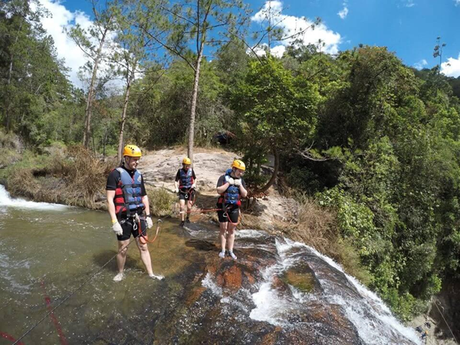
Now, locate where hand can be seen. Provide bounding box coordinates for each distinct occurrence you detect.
[191,183,196,189]
[112,222,123,236]
[146,216,153,229]
[234,179,241,186]
[225,176,235,185]
[174,187,179,193]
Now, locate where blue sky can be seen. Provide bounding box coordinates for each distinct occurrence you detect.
[38,0,460,86]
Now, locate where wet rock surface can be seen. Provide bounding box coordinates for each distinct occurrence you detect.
[146,224,419,345]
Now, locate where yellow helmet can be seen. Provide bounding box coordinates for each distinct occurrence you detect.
[182,157,192,165]
[123,144,142,158]
[232,159,245,171]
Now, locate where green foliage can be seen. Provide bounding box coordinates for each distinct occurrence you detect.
[130,59,228,148]
[318,187,377,251]
[231,56,320,188]
[148,188,176,217]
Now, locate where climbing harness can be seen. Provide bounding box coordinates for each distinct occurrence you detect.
[179,188,196,205]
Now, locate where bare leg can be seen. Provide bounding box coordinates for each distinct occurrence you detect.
[116,239,130,273]
[187,199,193,220]
[179,199,186,221]
[219,221,228,252]
[136,238,153,276]
[227,222,237,253]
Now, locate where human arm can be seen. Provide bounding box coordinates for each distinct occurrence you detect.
[141,183,153,229]
[233,179,248,198]
[216,175,232,194]
[238,183,248,198]
[106,189,122,235]
[107,190,117,223]
[191,170,197,189]
[174,170,180,192]
[174,181,179,193]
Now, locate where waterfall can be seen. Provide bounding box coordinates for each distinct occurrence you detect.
[248,236,421,344]
[0,185,67,210]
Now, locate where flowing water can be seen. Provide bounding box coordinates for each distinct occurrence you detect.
[0,185,422,345]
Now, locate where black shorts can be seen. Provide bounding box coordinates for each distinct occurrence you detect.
[217,204,240,223]
[117,217,147,241]
[179,189,195,201]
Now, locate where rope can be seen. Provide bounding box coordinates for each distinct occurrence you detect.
[12,240,135,345]
[40,280,67,345]
[138,219,162,244]
[434,299,458,344]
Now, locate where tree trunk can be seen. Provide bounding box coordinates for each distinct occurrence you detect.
[117,66,135,162]
[258,147,279,193]
[82,27,108,149]
[187,49,203,162]
[4,19,23,132]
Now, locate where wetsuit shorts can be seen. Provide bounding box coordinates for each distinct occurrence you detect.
[217,204,239,223]
[117,216,147,241]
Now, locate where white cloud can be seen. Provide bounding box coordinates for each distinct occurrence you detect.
[251,1,341,55]
[455,0,460,6]
[36,0,122,89]
[413,59,427,70]
[34,0,90,87]
[338,6,349,19]
[441,54,460,77]
[403,0,415,7]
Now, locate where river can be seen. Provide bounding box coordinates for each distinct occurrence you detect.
[0,185,422,345]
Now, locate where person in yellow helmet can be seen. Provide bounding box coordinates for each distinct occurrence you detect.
[174,157,197,226]
[106,144,163,281]
[216,159,248,260]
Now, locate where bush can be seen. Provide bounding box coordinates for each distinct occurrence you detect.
[5,145,113,208]
[148,188,176,217]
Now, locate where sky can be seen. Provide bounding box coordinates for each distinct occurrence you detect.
[36,0,460,86]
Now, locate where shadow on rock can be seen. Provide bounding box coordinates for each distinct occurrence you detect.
[185,239,218,252]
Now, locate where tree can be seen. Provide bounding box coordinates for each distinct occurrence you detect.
[111,0,164,161]
[232,56,319,192]
[68,0,118,149]
[433,36,446,70]
[0,0,72,146]
[142,0,249,161]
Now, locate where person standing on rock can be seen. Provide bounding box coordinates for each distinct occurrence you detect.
[174,157,197,227]
[216,159,248,260]
[106,144,163,282]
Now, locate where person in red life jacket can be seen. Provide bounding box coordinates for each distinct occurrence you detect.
[216,159,248,260]
[174,157,197,227]
[106,144,164,282]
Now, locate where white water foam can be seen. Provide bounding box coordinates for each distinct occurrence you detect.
[249,242,311,326]
[0,185,68,210]
[236,229,266,238]
[273,238,421,345]
[202,272,223,297]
